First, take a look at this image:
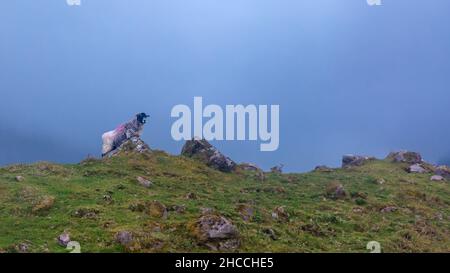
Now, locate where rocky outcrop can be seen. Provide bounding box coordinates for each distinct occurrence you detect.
[181,138,236,172]
[342,155,375,168]
[407,164,428,174]
[387,151,422,164]
[325,182,347,200]
[103,137,150,158]
[435,165,450,180]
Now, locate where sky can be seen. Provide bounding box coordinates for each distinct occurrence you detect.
[1,0,450,172]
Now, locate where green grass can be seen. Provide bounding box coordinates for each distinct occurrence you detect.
[0,151,449,253]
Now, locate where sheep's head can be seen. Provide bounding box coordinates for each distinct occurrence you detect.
[136,113,150,124]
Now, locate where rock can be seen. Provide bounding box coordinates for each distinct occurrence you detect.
[103,194,113,203]
[181,138,236,172]
[325,182,347,200]
[430,175,444,181]
[136,176,153,188]
[147,201,168,219]
[270,164,284,174]
[115,231,134,247]
[271,206,289,222]
[104,137,151,158]
[32,195,55,213]
[314,165,333,172]
[239,163,262,172]
[168,205,186,214]
[189,214,240,251]
[262,228,278,240]
[342,155,375,168]
[407,164,428,174]
[435,165,450,180]
[185,192,198,200]
[16,243,29,253]
[387,151,422,164]
[380,206,397,213]
[72,208,99,219]
[15,176,24,182]
[236,204,254,222]
[376,178,386,185]
[57,232,71,247]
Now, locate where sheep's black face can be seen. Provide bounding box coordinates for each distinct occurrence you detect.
[137,113,150,124]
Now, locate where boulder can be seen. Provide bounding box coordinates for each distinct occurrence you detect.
[236,204,254,222]
[104,137,151,158]
[136,176,153,188]
[342,155,375,168]
[430,175,444,182]
[435,165,450,180]
[189,214,240,251]
[407,164,428,174]
[147,201,168,219]
[181,138,236,172]
[262,228,278,240]
[380,206,397,213]
[115,231,134,247]
[15,176,24,182]
[387,151,422,164]
[32,195,55,214]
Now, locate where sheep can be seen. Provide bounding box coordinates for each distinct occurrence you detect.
[102,113,149,157]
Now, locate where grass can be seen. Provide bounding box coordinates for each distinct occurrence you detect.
[0,150,449,253]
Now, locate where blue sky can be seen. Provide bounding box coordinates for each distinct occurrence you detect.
[1,0,450,171]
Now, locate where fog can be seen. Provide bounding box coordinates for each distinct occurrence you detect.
[1,0,449,171]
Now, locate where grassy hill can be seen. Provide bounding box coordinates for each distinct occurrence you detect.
[0,149,449,253]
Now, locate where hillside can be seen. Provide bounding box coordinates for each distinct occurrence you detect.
[0,142,449,253]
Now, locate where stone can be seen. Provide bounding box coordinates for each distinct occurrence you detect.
[262,228,278,240]
[104,137,151,158]
[137,176,153,188]
[314,165,333,172]
[115,231,134,247]
[200,207,215,215]
[387,151,422,164]
[189,214,240,251]
[342,155,375,168]
[239,163,262,172]
[32,195,55,213]
[57,232,71,247]
[271,206,289,222]
[16,243,29,253]
[407,164,427,174]
[181,138,236,172]
[430,175,444,181]
[147,201,168,219]
[435,165,450,180]
[270,164,284,174]
[15,176,24,182]
[325,182,347,200]
[381,206,397,213]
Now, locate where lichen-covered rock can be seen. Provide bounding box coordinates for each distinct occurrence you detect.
[181,138,236,172]
[136,176,153,188]
[147,201,168,219]
[430,175,444,181]
[189,214,240,251]
[32,195,55,213]
[104,137,151,158]
[271,206,289,222]
[342,155,375,168]
[435,165,450,180]
[57,231,71,247]
[407,164,428,174]
[314,165,334,172]
[387,151,422,164]
[239,163,262,172]
[380,206,397,213]
[325,182,347,200]
[15,176,24,182]
[115,231,164,253]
